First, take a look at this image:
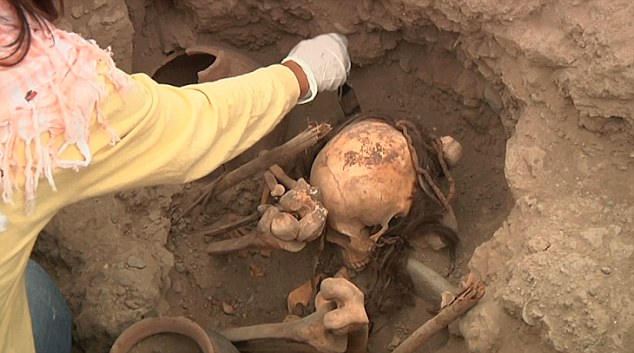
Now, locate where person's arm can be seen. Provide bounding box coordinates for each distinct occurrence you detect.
[53,65,298,201]
[48,34,350,203]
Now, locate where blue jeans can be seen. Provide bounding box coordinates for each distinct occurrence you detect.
[26,260,72,353]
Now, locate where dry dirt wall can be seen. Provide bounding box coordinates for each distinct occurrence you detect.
[57,0,134,71]
[36,188,177,350]
[44,1,634,352]
[134,0,634,133]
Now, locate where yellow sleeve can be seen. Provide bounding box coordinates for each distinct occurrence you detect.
[66,64,300,199]
[16,63,302,204]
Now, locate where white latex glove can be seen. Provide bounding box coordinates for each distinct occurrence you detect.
[282,33,351,104]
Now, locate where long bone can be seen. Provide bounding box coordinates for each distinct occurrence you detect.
[206,205,306,254]
[207,166,327,255]
[405,257,457,306]
[220,278,369,353]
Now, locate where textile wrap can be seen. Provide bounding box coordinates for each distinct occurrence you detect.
[0,8,131,213]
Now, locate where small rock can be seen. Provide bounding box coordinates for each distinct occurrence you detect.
[529,93,542,103]
[125,298,145,310]
[222,302,235,315]
[462,97,481,108]
[70,6,83,19]
[172,280,182,293]
[126,255,146,269]
[174,263,185,273]
[249,263,265,278]
[524,195,538,207]
[387,334,402,351]
[93,0,108,10]
[483,85,503,113]
[114,286,126,296]
[398,56,413,73]
[536,204,545,214]
[609,240,634,259]
[527,236,550,253]
[600,267,611,275]
[423,233,448,251]
[608,224,622,236]
[580,227,608,248]
[246,294,255,305]
[103,10,128,26]
[148,210,161,222]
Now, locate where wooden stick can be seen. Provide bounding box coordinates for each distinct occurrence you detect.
[213,123,331,193]
[176,177,221,222]
[391,274,486,353]
[179,123,332,219]
[187,212,260,237]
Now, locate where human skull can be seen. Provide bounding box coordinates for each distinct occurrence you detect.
[310,118,461,269]
[309,118,416,268]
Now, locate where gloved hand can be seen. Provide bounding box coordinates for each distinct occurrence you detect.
[282,33,351,104]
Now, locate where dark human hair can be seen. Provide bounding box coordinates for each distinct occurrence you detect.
[1,0,64,66]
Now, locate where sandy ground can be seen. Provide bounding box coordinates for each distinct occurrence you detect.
[34,0,633,352]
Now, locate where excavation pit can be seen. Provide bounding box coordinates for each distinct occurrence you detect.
[34,1,634,353]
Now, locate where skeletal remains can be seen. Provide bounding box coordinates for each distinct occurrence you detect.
[206,115,462,270]
[207,164,328,255]
[222,277,369,353]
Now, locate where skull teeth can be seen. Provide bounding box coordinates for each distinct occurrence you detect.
[343,252,372,270]
[350,258,371,270]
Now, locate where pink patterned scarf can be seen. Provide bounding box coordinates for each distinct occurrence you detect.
[0,2,131,214]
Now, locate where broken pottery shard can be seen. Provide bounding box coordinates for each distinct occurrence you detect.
[126,255,146,269]
[287,279,314,316]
